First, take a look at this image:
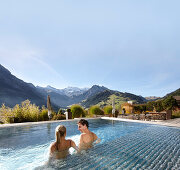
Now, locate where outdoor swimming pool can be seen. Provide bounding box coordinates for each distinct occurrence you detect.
[0,119,180,170]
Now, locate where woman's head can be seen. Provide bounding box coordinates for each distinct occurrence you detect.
[56,125,66,137]
[55,125,66,147]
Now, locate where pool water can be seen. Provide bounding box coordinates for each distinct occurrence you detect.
[0,119,180,170]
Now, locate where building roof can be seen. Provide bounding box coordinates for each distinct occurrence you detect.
[121,103,133,107]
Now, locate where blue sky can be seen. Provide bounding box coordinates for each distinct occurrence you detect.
[0,0,179,97]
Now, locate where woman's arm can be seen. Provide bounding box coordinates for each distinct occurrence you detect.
[95,137,101,144]
[70,140,79,151]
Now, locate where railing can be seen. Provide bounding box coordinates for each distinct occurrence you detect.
[128,113,164,121]
[118,111,171,121]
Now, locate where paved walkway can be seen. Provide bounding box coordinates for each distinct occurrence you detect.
[102,117,180,128]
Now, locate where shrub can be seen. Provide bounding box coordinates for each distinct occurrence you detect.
[0,104,14,123]
[39,106,49,121]
[57,109,63,115]
[0,100,70,123]
[30,104,40,122]
[13,100,41,122]
[20,100,40,122]
[89,105,104,115]
[52,114,66,120]
[13,104,23,123]
[71,105,85,118]
[172,110,180,118]
[84,109,89,117]
[104,105,112,115]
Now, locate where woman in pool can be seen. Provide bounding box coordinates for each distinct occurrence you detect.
[49,125,78,159]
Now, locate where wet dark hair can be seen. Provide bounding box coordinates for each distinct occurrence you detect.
[78,119,89,128]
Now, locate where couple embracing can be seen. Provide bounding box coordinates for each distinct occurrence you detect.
[49,119,100,159]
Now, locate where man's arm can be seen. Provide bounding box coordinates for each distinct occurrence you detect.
[93,133,101,144]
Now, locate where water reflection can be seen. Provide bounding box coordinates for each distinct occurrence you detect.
[47,123,51,136]
[111,120,115,126]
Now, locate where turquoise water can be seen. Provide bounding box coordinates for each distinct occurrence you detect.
[0,119,180,170]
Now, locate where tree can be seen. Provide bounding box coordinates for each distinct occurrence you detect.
[146,101,155,111]
[162,96,177,110]
[47,95,53,119]
[154,101,163,112]
[133,105,141,113]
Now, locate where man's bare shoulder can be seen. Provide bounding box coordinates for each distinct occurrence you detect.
[91,131,96,135]
[92,132,97,140]
[80,133,86,137]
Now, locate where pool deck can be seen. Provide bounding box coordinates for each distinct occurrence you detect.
[0,117,180,128]
[0,118,98,128]
[102,117,180,128]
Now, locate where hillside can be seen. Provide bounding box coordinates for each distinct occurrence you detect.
[0,64,47,107]
[81,90,147,108]
[164,88,180,98]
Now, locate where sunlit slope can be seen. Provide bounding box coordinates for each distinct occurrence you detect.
[81,90,147,108]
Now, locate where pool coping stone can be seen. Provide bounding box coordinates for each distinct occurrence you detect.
[0,117,179,128]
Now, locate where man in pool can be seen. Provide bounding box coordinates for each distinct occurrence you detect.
[78,119,101,151]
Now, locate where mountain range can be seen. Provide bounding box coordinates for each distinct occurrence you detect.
[1,64,179,110]
[0,64,46,108]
